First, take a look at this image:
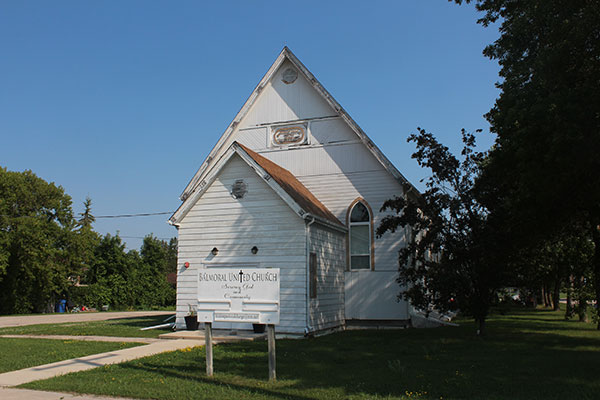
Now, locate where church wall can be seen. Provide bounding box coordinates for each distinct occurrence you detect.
[308,223,346,332]
[176,154,308,333]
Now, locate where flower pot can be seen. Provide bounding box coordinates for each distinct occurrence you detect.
[184,315,199,331]
[252,323,266,333]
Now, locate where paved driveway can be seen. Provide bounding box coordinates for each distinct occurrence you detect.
[0,311,173,328]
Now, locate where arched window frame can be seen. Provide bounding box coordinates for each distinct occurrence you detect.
[346,198,374,271]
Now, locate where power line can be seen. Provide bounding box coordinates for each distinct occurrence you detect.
[95,211,174,219]
[0,211,174,219]
[120,236,174,240]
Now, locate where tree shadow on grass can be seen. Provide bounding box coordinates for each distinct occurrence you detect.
[118,360,318,400]
[209,330,600,399]
[106,315,171,328]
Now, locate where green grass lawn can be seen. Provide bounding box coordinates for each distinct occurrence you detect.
[0,315,174,338]
[22,308,600,400]
[0,338,141,373]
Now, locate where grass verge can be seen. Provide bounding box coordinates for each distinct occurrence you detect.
[0,315,174,338]
[22,308,600,400]
[0,338,141,373]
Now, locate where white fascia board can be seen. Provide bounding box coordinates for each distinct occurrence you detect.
[169,147,238,225]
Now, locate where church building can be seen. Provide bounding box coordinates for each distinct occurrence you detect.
[169,47,418,334]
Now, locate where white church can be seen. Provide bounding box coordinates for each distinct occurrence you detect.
[170,47,418,334]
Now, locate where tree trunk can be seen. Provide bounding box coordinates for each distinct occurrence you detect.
[477,318,485,336]
[577,298,588,323]
[544,284,553,308]
[541,286,548,307]
[565,275,574,320]
[553,276,561,311]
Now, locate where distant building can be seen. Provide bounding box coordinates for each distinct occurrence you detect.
[170,47,418,334]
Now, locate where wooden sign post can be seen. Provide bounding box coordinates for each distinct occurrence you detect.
[267,324,276,381]
[205,322,213,377]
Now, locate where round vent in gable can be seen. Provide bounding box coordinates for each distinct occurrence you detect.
[282,68,298,84]
[231,179,247,199]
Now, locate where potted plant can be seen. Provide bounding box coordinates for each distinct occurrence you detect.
[184,305,199,331]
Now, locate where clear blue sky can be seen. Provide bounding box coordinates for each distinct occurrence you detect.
[0,1,500,250]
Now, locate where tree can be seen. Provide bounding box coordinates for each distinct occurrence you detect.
[377,128,507,335]
[83,234,176,309]
[139,235,177,306]
[0,168,77,313]
[86,233,133,285]
[77,196,95,229]
[71,197,100,286]
[454,0,600,327]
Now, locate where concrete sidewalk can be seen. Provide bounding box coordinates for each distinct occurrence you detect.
[0,339,202,387]
[0,387,137,400]
[0,334,160,343]
[0,311,173,328]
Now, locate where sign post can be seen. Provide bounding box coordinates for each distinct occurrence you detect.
[205,322,213,376]
[267,324,276,381]
[197,267,280,378]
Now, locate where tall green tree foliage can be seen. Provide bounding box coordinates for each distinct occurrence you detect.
[0,168,77,313]
[455,0,600,327]
[78,197,95,229]
[138,235,176,306]
[72,197,100,284]
[377,129,507,335]
[83,234,176,309]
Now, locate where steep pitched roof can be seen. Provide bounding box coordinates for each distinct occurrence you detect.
[180,46,419,202]
[237,143,342,226]
[169,142,345,231]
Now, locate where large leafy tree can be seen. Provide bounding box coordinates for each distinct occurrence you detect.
[377,128,508,335]
[455,0,600,327]
[0,168,77,313]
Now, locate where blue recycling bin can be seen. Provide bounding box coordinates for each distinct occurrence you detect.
[57,299,67,313]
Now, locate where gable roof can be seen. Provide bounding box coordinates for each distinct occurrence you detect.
[169,142,345,231]
[180,46,419,202]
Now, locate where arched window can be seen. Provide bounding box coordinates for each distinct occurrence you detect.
[348,200,372,270]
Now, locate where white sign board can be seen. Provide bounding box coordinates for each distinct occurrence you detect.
[197,268,280,324]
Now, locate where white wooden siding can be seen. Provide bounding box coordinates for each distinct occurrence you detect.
[176,154,307,333]
[239,60,335,129]
[309,117,356,145]
[309,224,346,331]
[262,143,381,176]
[345,271,409,320]
[298,169,410,272]
[235,127,268,149]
